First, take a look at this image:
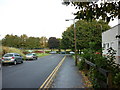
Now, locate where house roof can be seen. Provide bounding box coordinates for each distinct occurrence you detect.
[102,24,120,33]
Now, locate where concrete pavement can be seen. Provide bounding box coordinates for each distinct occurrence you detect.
[52,55,84,88]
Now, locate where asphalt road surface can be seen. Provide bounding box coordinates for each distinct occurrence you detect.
[2,54,65,88]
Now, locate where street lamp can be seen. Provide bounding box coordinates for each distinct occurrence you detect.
[65,19,77,66]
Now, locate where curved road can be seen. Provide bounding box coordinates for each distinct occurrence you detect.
[2,54,65,88]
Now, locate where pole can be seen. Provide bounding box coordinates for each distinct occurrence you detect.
[73,19,77,66]
[65,19,78,66]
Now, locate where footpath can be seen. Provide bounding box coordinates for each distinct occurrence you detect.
[52,55,85,88]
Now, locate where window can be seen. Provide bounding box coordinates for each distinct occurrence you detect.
[118,41,120,49]
[103,43,106,48]
[4,54,13,57]
[15,54,20,56]
[106,43,109,48]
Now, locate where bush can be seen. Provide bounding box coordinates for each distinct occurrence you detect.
[114,72,120,88]
[45,51,51,53]
[34,50,44,53]
[78,58,85,70]
[78,47,120,88]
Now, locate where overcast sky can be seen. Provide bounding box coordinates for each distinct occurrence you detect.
[0,0,119,39]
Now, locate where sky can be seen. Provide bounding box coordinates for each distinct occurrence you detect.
[0,0,119,40]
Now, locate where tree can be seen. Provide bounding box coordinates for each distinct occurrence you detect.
[57,38,62,52]
[2,34,21,48]
[61,27,74,50]
[39,36,48,48]
[48,37,60,50]
[20,34,28,49]
[61,20,110,51]
[62,1,120,22]
[26,37,40,49]
[2,34,41,49]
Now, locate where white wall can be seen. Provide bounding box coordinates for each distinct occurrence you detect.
[102,24,120,64]
[102,25,119,56]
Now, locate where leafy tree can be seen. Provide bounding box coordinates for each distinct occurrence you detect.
[61,27,74,50]
[2,34,40,49]
[57,38,62,52]
[48,37,60,50]
[26,37,40,49]
[61,20,110,51]
[20,34,28,49]
[2,34,21,48]
[62,1,120,22]
[39,36,48,48]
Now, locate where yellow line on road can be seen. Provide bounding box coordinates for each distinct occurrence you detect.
[39,56,66,89]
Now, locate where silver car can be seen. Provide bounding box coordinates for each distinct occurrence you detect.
[2,53,23,65]
[26,53,38,60]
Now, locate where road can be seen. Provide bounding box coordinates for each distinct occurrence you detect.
[2,54,65,88]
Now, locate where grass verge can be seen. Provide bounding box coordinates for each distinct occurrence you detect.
[37,53,51,57]
[2,46,26,59]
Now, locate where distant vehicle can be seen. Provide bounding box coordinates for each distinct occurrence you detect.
[26,53,38,60]
[2,53,23,65]
[60,51,66,54]
[49,51,57,54]
[69,51,75,54]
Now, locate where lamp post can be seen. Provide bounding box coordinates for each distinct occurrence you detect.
[65,19,77,66]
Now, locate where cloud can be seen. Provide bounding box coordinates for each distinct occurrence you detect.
[0,0,118,40]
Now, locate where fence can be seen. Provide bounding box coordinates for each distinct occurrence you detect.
[84,59,112,88]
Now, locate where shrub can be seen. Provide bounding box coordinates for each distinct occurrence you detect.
[78,58,85,70]
[45,51,51,53]
[34,50,44,53]
[114,72,120,88]
[79,47,120,88]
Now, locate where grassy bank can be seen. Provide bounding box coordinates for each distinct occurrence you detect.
[1,46,26,58]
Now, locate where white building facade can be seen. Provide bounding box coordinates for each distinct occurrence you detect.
[102,24,120,64]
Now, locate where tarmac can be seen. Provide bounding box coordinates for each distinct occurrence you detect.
[52,55,85,88]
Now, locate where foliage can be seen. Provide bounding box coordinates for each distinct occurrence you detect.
[45,51,51,53]
[48,37,60,49]
[2,46,26,59]
[36,53,50,57]
[62,1,120,22]
[39,37,48,48]
[2,34,48,49]
[61,28,74,50]
[88,67,101,88]
[78,47,120,88]
[106,47,117,67]
[114,72,120,88]
[33,50,44,53]
[78,58,85,70]
[61,20,110,51]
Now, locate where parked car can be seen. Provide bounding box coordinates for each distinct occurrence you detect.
[26,53,38,60]
[49,51,57,54]
[2,53,23,65]
[69,51,75,54]
[60,51,66,54]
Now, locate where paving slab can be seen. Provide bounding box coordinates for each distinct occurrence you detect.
[52,55,84,88]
